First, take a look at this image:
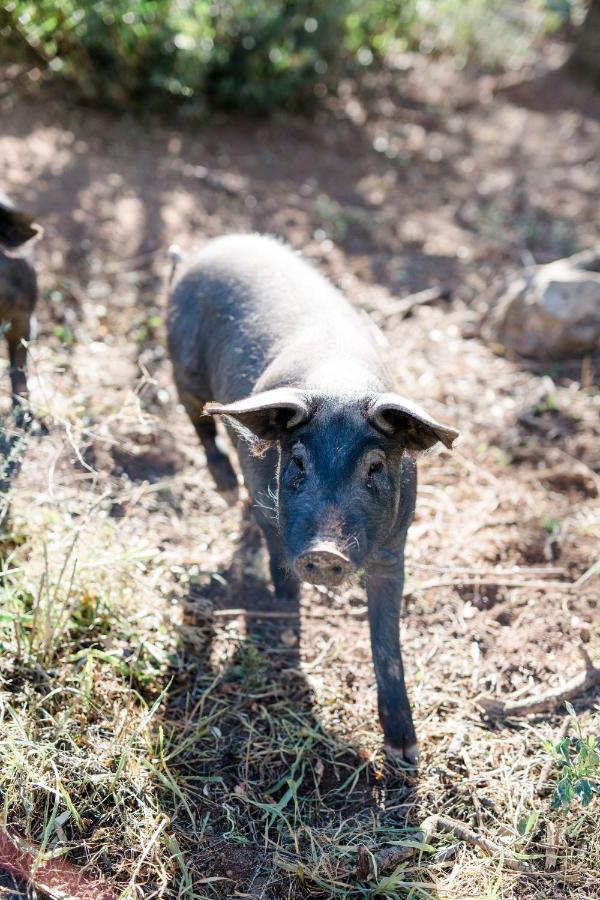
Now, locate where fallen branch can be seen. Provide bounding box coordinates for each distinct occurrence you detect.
[0,828,118,900]
[376,286,450,319]
[479,651,600,718]
[405,576,574,597]
[420,816,531,873]
[574,559,600,588]
[355,841,415,880]
[410,564,569,578]
[179,163,247,196]
[213,608,299,619]
[354,814,531,878]
[211,607,367,620]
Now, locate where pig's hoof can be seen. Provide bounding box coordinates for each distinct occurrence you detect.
[385,742,419,767]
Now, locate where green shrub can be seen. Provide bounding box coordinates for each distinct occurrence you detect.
[1,0,348,113]
[0,0,572,114]
[543,705,600,812]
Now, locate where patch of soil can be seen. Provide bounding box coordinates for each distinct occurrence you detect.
[110,432,184,482]
[199,839,268,894]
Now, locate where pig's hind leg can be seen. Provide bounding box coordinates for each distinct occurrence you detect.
[180,392,239,494]
[7,315,31,427]
[8,334,28,404]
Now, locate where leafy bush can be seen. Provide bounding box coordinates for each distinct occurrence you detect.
[2,0,345,113]
[543,705,600,812]
[0,0,572,114]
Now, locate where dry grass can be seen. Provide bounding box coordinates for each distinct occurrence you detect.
[1,297,598,899]
[1,43,600,900]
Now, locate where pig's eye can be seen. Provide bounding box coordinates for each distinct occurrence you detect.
[286,448,307,491]
[364,451,386,480]
[288,444,308,476]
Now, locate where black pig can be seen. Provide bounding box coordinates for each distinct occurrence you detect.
[0,193,42,411]
[168,235,458,761]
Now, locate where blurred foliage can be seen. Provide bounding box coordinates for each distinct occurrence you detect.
[0,0,575,114]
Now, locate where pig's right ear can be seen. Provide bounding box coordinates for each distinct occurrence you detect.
[0,203,43,250]
[203,388,311,440]
[368,393,459,451]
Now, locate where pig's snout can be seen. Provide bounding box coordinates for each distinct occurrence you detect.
[294,542,352,587]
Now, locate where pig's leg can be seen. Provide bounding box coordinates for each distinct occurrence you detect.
[241,450,299,602]
[366,454,418,762]
[180,392,238,493]
[8,336,28,403]
[254,503,300,601]
[194,417,239,493]
[365,563,417,764]
[258,515,300,602]
[8,322,30,428]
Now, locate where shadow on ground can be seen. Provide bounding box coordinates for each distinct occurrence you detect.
[155,505,431,898]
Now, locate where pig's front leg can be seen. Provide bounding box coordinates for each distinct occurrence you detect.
[244,451,300,603]
[264,524,300,602]
[365,559,417,764]
[254,511,300,602]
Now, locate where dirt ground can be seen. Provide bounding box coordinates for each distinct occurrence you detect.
[0,42,599,899]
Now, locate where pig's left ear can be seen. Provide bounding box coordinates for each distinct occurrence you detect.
[203,387,311,439]
[367,393,458,450]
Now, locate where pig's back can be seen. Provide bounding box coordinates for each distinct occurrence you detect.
[168,234,387,403]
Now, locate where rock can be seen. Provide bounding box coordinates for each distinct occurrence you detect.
[489,248,600,360]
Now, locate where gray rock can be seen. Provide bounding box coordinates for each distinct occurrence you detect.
[490,248,600,360]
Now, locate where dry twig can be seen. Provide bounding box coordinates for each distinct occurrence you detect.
[544,821,561,872]
[420,816,531,873]
[213,608,299,619]
[479,651,600,718]
[211,606,367,620]
[405,576,574,597]
[410,564,569,577]
[354,813,531,878]
[376,286,450,319]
